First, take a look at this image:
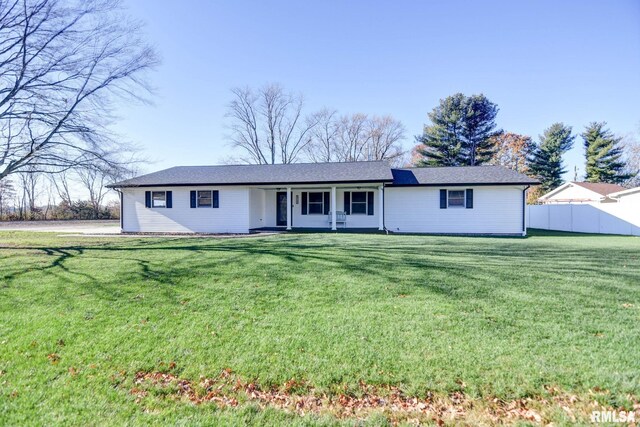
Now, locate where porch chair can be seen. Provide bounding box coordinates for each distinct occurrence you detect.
[328,211,347,229]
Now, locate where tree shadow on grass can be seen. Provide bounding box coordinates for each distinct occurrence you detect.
[0,235,638,308]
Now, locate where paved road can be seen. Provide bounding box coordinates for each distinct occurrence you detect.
[0,220,120,234]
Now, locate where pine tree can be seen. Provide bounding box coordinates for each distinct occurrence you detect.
[582,122,630,183]
[415,93,501,166]
[462,94,501,165]
[415,93,466,166]
[528,123,575,192]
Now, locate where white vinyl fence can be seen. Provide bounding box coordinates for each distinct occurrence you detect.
[527,203,640,236]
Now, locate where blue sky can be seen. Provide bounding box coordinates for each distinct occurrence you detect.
[116,0,640,179]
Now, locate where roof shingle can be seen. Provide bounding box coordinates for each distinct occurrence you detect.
[108,161,394,187]
[570,181,625,196]
[108,162,538,188]
[390,166,539,186]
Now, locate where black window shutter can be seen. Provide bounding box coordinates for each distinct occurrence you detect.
[466,189,473,209]
[301,192,307,215]
[440,189,447,209]
[145,191,151,208]
[166,191,173,208]
[323,192,330,215]
[213,190,219,208]
[343,192,350,214]
[367,191,374,215]
[190,191,196,208]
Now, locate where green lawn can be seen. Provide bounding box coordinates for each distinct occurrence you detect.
[0,230,638,425]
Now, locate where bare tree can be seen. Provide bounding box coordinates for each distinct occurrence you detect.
[76,165,120,219]
[304,108,339,162]
[622,136,640,188]
[366,115,406,162]
[0,0,158,182]
[334,113,371,162]
[17,167,41,218]
[226,84,317,164]
[50,169,74,206]
[0,178,15,218]
[304,112,406,164]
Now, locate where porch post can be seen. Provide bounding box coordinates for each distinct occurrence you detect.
[331,186,337,231]
[286,187,292,230]
[378,185,384,231]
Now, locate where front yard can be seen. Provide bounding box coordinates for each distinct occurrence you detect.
[0,230,638,425]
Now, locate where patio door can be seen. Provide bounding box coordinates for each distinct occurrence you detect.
[276,192,287,226]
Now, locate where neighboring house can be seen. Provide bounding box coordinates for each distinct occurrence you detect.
[608,186,640,206]
[107,161,538,235]
[538,181,626,204]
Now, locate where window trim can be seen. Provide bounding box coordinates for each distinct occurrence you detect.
[197,190,213,208]
[350,191,368,215]
[307,191,324,215]
[151,191,167,208]
[447,189,466,208]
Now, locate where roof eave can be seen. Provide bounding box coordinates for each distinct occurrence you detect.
[388,181,539,187]
[107,178,394,188]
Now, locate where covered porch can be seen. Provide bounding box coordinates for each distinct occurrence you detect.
[248,183,385,231]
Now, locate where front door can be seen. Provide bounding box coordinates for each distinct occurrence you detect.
[276,192,287,226]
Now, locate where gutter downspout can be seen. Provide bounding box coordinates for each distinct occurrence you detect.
[522,185,530,237]
[382,183,389,234]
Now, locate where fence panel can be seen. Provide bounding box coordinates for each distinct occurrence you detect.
[527,204,640,236]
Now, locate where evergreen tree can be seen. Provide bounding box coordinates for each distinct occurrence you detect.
[415,93,466,166]
[462,94,501,165]
[582,122,630,183]
[415,93,501,166]
[528,123,575,192]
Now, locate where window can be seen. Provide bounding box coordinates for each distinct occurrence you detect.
[190,190,218,208]
[448,190,465,207]
[308,192,324,214]
[152,191,166,208]
[351,191,367,214]
[197,190,212,207]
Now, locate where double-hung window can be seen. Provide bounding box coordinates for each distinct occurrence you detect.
[197,190,212,207]
[440,189,473,209]
[190,190,219,208]
[447,190,466,208]
[308,192,324,214]
[152,191,166,208]
[350,191,367,214]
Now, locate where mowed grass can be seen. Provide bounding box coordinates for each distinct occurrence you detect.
[0,230,639,425]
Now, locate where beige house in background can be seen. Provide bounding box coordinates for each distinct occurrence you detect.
[538,181,626,204]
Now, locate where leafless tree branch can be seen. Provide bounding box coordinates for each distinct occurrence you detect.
[0,0,158,181]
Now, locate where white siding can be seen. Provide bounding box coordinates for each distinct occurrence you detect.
[264,189,278,227]
[618,191,640,206]
[122,187,250,233]
[385,186,525,234]
[248,188,266,229]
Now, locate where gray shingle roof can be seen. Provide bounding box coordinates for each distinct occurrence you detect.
[107,161,394,187]
[108,162,538,188]
[390,166,539,186]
